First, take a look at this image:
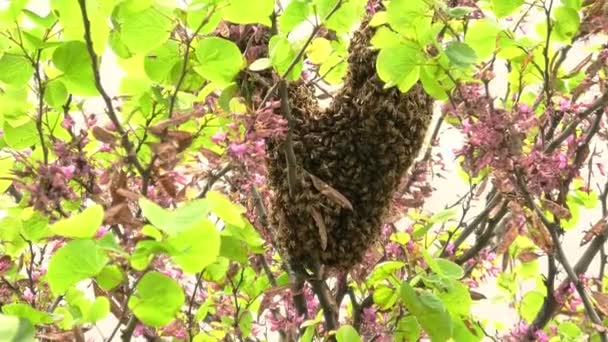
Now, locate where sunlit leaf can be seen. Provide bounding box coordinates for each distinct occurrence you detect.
[47,240,109,295]
[3,120,38,150]
[167,218,221,273]
[278,1,310,33]
[491,0,524,17]
[401,282,453,342]
[50,204,104,238]
[335,325,362,342]
[195,37,243,86]
[0,314,35,342]
[222,0,273,26]
[376,41,421,92]
[2,303,54,325]
[445,41,477,68]
[465,19,501,60]
[128,271,185,327]
[0,54,33,86]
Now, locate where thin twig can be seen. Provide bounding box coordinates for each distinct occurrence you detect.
[515,171,607,341]
[77,0,146,178]
[545,91,608,153]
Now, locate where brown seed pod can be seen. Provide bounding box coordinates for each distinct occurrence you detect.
[265,17,434,273]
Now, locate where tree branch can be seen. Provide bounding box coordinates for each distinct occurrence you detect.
[77,0,146,178]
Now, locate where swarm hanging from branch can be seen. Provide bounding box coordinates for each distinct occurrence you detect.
[265,18,434,273]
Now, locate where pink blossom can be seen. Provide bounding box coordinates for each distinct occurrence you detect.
[104,121,116,131]
[95,225,111,239]
[61,115,74,130]
[385,242,402,258]
[229,143,248,158]
[559,99,572,112]
[22,287,35,303]
[60,165,76,180]
[32,268,46,282]
[99,144,112,152]
[133,323,145,337]
[445,242,455,256]
[211,131,226,144]
[253,174,265,185]
[534,330,549,342]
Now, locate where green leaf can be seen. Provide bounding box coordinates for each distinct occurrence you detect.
[319,53,346,84]
[167,218,221,273]
[370,26,402,49]
[219,235,249,263]
[279,1,310,33]
[558,321,582,338]
[0,85,29,125]
[20,210,50,242]
[324,0,365,33]
[373,285,398,310]
[367,261,405,284]
[205,191,246,228]
[52,41,98,96]
[562,0,583,10]
[269,35,302,80]
[249,58,272,71]
[119,6,172,53]
[420,65,448,100]
[130,240,166,270]
[0,314,35,342]
[0,0,27,24]
[128,271,185,327]
[400,282,453,342]
[446,6,475,18]
[109,30,133,59]
[436,259,464,279]
[395,316,421,341]
[553,6,580,42]
[491,0,524,17]
[452,318,483,342]
[144,41,181,84]
[464,19,501,60]
[2,303,54,325]
[238,310,253,337]
[44,79,68,108]
[369,11,388,26]
[223,0,274,26]
[3,120,38,150]
[519,291,544,322]
[0,54,33,86]
[47,239,109,295]
[23,9,57,29]
[376,42,421,92]
[95,265,124,290]
[50,204,104,238]
[387,0,432,36]
[335,325,362,342]
[438,280,472,317]
[52,307,74,330]
[139,197,209,235]
[141,224,162,240]
[195,37,243,86]
[83,296,110,323]
[445,41,477,68]
[307,38,332,64]
[51,0,112,54]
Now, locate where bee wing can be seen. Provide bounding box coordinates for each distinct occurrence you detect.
[306,171,353,211]
[311,207,328,251]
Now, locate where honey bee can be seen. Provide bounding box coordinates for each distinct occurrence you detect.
[265,16,434,273]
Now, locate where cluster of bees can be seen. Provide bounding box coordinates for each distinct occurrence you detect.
[265,18,434,273]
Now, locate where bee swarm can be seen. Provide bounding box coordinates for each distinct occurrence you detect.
[266,18,434,273]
